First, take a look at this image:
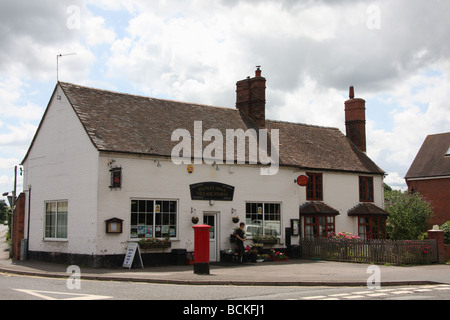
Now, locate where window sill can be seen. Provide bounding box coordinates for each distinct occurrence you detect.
[43,238,68,242]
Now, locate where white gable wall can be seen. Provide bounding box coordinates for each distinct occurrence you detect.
[23,87,99,256]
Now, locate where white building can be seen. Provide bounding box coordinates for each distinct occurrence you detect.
[21,68,387,267]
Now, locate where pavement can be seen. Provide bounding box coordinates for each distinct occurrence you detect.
[1,227,449,287]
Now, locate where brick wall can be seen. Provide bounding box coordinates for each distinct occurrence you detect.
[445,244,450,262]
[12,193,25,260]
[407,178,450,227]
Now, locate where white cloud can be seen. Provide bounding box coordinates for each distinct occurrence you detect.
[366,66,450,189]
[0,158,20,171]
[384,172,407,191]
[83,13,116,46]
[0,78,44,121]
[1,0,450,195]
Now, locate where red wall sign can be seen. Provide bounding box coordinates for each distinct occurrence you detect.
[297,175,309,187]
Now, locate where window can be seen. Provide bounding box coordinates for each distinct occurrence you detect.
[358,216,386,239]
[306,173,323,201]
[45,201,68,239]
[245,202,281,237]
[359,176,374,202]
[303,215,335,240]
[130,200,177,239]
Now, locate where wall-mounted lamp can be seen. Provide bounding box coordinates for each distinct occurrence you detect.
[107,159,116,167]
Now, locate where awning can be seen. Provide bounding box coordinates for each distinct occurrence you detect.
[299,201,340,215]
[347,203,389,216]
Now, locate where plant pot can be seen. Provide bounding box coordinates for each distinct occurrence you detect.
[191,216,199,224]
[232,217,240,223]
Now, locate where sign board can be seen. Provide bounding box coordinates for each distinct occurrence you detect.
[122,242,144,269]
[190,182,235,201]
[297,175,309,187]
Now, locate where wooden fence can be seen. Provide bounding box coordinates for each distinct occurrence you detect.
[299,238,438,265]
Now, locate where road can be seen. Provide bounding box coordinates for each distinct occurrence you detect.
[1,224,449,306]
[1,272,449,301]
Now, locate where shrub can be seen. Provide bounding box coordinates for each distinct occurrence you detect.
[440,221,450,244]
[385,190,433,240]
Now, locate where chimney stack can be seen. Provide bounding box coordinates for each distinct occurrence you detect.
[345,86,366,153]
[236,66,266,127]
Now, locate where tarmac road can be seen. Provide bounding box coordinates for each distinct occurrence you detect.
[1,224,449,288]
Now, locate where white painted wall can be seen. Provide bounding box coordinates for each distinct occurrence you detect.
[23,86,99,255]
[23,86,385,258]
[94,153,385,256]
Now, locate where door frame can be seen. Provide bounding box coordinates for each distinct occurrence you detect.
[203,211,220,262]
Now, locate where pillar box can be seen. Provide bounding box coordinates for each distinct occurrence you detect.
[193,224,211,275]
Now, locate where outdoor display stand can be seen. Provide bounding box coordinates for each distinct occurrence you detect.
[192,224,211,275]
[122,242,144,269]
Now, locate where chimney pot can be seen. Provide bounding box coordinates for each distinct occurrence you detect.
[349,86,355,99]
[255,66,262,77]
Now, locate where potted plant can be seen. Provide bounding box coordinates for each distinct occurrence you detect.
[232,216,240,223]
[274,250,288,261]
[191,216,199,224]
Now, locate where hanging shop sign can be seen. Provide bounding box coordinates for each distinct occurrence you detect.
[297,175,309,187]
[190,182,235,201]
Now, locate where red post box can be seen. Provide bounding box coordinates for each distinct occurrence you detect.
[192,224,211,275]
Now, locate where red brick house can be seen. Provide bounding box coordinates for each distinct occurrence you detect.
[405,132,450,227]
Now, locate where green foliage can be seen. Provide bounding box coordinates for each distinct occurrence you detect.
[440,221,450,245]
[385,190,433,240]
[0,200,9,223]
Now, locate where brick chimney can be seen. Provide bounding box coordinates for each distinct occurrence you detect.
[236,66,266,127]
[345,86,366,152]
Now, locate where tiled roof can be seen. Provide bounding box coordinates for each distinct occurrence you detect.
[299,201,340,215]
[265,120,383,174]
[38,82,384,174]
[405,132,450,179]
[347,203,389,216]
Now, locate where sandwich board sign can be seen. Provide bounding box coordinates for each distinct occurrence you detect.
[123,242,144,269]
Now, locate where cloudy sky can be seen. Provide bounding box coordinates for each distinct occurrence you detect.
[1,0,449,201]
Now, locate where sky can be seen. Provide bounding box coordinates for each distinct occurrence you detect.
[1,0,449,202]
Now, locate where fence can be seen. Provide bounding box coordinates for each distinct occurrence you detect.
[299,238,438,265]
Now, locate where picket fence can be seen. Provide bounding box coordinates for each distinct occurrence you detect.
[299,238,438,265]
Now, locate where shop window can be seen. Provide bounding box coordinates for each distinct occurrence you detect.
[245,202,281,238]
[306,173,323,201]
[359,176,374,202]
[45,200,68,239]
[130,199,177,239]
[358,216,386,239]
[303,215,335,240]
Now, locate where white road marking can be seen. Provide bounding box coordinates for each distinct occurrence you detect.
[13,289,112,300]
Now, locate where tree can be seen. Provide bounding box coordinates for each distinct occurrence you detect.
[385,190,433,240]
[0,200,8,223]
